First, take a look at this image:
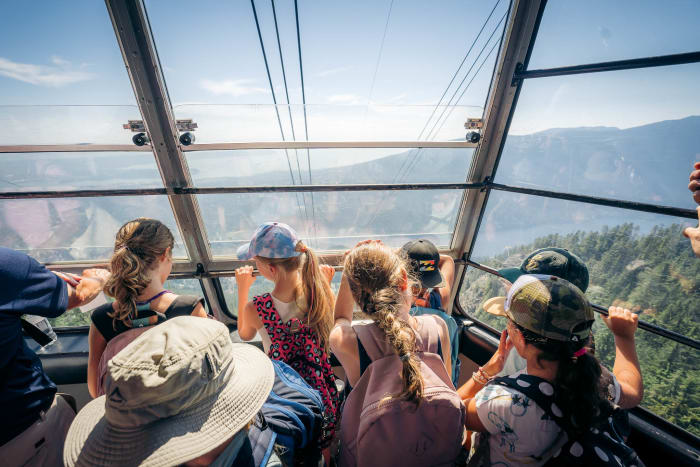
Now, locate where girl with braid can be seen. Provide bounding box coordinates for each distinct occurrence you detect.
[87,219,208,398]
[331,241,462,465]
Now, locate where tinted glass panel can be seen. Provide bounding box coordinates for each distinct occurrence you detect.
[0,2,141,144]
[0,196,186,262]
[468,190,697,339]
[499,64,700,209]
[529,0,700,69]
[0,152,163,192]
[220,272,342,317]
[459,267,508,332]
[187,147,474,187]
[174,104,481,143]
[147,0,505,142]
[199,190,461,256]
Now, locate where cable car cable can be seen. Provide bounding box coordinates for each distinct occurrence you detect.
[250,0,308,224]
[363,0,394,124]
[294,0,319,244]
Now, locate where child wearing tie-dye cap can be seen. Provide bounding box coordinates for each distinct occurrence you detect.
[234,222,339,456]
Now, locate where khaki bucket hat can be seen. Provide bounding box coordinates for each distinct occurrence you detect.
[63,316,274,467]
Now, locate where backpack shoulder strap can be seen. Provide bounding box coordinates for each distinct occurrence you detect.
[352,323,394,362]
[165,295,204,318]
[254,294,282,329]
[492,374,572,433]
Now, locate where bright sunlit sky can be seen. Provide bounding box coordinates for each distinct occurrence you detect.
[0,0,698,143]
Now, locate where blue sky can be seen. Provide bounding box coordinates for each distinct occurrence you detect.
[0,0,698,142]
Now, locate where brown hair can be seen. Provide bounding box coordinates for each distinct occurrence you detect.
[257,241,335,350]
[343,243,424,403]
[104,218,174,329]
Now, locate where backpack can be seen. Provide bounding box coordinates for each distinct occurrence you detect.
[338,316,466,467]
[492,373,644,467]
[249,359,325,467]
[254,293,340,446]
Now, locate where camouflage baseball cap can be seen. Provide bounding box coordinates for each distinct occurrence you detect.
[483,274,594,342]
[236,222,302,260]
[498,247,589,292]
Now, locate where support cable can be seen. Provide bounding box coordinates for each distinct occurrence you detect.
[250,0,307,222]
[269,0,310,226]
[364,0,394,120]
[294,0,319,244]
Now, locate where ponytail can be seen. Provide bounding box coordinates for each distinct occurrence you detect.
[257,241,335,351]
[344,243,424,404]
[515,323,606,433]
[104,218,174,330]
[297,241,335,351]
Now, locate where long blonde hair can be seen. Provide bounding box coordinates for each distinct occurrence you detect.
[257,241,335,350]
[343,243,424,403]
[104,218,174,329]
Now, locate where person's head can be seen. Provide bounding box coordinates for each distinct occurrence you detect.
[498,247,589,292]
[104,218,174,327]
[237,222,334,349]
[63,316,274,467]
[484,274,605,432]
[343,242,423,403]
[401,239,446,296]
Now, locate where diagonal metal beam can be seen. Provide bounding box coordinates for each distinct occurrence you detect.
[105,0,226,320]
[449,0,546,312]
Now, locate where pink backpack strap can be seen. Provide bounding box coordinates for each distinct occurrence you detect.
[414,315,441,355]
[253,293,282,328]
[352,323,394,362]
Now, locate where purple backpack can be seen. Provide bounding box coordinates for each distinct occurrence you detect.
[338,315,466,467]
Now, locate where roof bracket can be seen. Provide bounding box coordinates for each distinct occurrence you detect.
[511,62,526,86]
[194,263,205,279]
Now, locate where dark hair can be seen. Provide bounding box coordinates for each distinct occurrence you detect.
[513,322,607,433]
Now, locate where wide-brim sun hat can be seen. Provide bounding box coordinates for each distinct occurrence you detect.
[63,316,274,467]
[483,274,593,342]
[237,221,302,261]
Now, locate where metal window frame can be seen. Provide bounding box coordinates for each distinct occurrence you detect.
[448,0,547,310]
[104,0,228,322]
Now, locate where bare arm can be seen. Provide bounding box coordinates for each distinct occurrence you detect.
[334,274,354,326]
[190,302,208,318]
[603,307,643,409]
[330,323,361,386]
[237,301,262,341]
[457,330,512,400]
[87,323,107,398]
[437,255,455,307]
[56,268,110,310]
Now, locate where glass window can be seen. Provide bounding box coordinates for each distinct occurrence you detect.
[0,1,142,144]
[198,190,461,256]
[528,0,700,69]
[220,272,345,318]
[0,196,186,263]
[468,189,697,340]
[146,0,505,142]
[593,322,698,436]
[499,63,700,209]
[174,104,481,143]
[459,267,508,331]
[186,147,474,187]
[0,152,163,192]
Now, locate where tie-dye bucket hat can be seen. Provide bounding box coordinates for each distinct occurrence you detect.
[236,222,303,260]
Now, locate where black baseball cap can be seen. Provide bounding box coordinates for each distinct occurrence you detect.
[498,247,590,292]
[401,239,446,289]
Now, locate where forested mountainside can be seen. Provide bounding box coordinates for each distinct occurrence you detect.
[461,223,699,435]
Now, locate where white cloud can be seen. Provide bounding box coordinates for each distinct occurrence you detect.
[327,94,362,105]
[200,79,269,97]
[0,56,95,87]
[315,66,352,78]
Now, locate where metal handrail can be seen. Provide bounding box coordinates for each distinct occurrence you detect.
[462,258,700,351]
